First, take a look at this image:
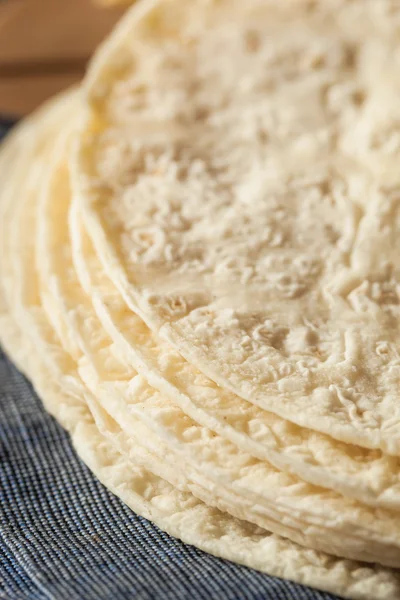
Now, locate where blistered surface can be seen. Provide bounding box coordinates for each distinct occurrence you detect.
[32,122,400,564]
[3,55,400,600]
[70,195,400,511]
[77,0,400,451]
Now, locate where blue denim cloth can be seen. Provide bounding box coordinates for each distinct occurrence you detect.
[0,123,339,600]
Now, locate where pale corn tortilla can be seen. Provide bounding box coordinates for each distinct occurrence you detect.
[74,0,400,454]
[29,128,400,564]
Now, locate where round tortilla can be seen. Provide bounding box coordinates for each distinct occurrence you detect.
[37,106,400,514]
[5,90,398,568]
[68,194,400,512]
[27,103,400,565]
[2,8,400,598]
[2,300,399,600]
[1,112,400,597]
[74,0,400,454]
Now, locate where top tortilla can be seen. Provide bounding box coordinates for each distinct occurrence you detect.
[74,0,400,452]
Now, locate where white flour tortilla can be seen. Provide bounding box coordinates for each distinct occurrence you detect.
[1,241,400,600]
[37,122,400,515]
[10,100,351,561]
[2,300,399,600]
[2,18,400,598]
[68,200,400,511]
[74,0,400,454]
[5,91,400,568]
[27,123,400,564]
[1,151,400,599]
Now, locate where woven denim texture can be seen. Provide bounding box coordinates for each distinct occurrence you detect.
[0,123,340,600]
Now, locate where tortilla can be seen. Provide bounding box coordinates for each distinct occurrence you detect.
[3,6,400,597]
[69,201,400,511]
[5,101,398,567]
[30,120,400,565]
[34,116,400,514]
[74,0,400,454]
[1,300,398,600]
[0,254,399,600]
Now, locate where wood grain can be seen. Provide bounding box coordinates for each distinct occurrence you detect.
[0,0,125,116]
[0,74,80,118]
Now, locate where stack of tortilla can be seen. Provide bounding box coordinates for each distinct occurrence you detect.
[2,1,400,597]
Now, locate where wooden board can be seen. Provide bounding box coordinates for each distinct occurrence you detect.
[0,0,125,117]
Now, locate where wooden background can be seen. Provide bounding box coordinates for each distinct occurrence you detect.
[0,0,125,117]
